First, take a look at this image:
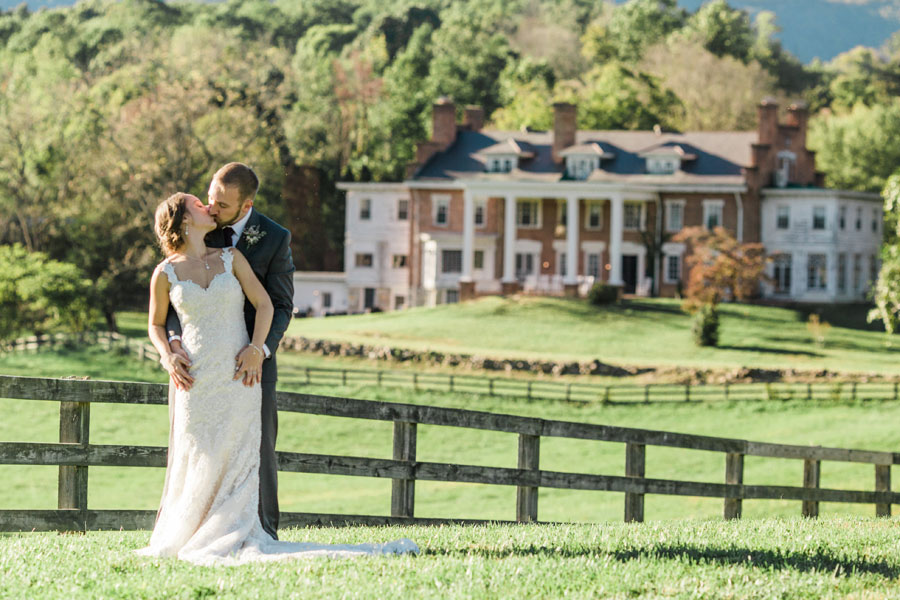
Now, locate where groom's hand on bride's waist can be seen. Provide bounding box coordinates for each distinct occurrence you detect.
[166,341,194,390]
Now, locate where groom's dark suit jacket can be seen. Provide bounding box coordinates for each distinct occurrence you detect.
[166,210,295,381]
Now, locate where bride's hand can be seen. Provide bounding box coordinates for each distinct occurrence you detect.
[161,348,194,390]
[234,344,264,387]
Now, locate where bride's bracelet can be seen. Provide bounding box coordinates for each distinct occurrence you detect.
[247,343,263,357]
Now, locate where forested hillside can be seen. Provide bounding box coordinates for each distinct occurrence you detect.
[1,0,898,327]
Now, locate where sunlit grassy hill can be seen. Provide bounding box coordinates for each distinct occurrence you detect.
[287,297,895,376]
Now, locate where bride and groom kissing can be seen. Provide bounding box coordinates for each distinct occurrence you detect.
[139,162,418,565]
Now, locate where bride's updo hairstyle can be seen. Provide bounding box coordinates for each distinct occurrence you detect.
[154,192,190,256]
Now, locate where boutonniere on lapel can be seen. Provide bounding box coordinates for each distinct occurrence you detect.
[243,225,266,247]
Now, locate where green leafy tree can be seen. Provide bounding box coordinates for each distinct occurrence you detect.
[808,101,900,192]
[682,0,753,62]
[582,0,686,64]
[869,173,900,333]
[0,244,99,341]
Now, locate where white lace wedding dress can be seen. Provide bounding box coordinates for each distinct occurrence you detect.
[136,248,418,566]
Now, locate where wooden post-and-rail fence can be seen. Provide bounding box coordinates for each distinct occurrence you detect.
[0,375,896,532]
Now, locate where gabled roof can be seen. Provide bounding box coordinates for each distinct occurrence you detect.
[637,141,698,161]
[475,138,536,158]
[413,129,756,181]
[559,142,616,160]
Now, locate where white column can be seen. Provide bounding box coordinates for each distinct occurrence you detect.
[609,194,624,286]
[502,194,517,283]
[461,188,474,282]
[565,194,579,285]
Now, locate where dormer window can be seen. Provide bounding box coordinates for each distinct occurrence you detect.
[638,143,696,175]
[478,138,533,174]
[565,156,600,180]
[560,143,615,180]
[647,157,679,175]
[488,156,517,173]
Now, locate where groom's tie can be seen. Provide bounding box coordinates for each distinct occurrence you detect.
[222,226,236,247]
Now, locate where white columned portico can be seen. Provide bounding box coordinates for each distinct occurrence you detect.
[564,194,579,289]
[461,187,475,282]
[609,194,625,286]
[459,187,476,300]
[502,194,517,285]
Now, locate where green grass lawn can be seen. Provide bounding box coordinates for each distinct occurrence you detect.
[3,518,900,598]
[286,297,898,376]
[1,348,898,524]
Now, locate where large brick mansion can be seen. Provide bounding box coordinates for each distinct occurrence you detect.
[293,98,882,316]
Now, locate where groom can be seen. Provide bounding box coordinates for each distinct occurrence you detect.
[165,162,295,540]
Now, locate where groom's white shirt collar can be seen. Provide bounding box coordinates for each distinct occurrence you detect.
[226,207,254,246]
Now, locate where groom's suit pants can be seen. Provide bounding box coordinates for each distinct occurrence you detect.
[258,377,279,540]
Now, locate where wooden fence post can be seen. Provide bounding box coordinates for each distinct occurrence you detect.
[449,375,454,393]
[724,453,744,519]
[876,465,891,517]
[391,422,417,519]
[488,379,494,396]
[58,401,90,529]
[516,434,540,523]
[377,371,383,387]
[802,459,820,518]
[625,443,645,523]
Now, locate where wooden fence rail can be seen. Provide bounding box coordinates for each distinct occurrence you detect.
[281,366,900,405]
[0,375,897,532]
[8,333,900,406]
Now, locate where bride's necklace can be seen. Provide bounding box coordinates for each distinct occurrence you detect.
[180,251,211,271]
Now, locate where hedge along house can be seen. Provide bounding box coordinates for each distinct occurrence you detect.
[334,97,882,312]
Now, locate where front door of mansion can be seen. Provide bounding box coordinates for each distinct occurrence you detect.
[622,255,638,294]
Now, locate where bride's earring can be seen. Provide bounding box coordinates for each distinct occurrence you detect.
[183,227,189,238]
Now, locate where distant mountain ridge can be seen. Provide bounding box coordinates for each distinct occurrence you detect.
[2,0,898,63]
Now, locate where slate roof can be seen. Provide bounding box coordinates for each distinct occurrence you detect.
[413,129,757,184]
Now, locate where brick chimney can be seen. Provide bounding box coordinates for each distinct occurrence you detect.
[757,97,778,146]
[432,96,457,150]
[552,102,576,163]
[463,105,484,131]
[785,101,809,148]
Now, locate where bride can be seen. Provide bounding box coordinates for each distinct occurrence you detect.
[138,192,418,565]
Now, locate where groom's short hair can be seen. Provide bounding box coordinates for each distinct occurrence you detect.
[214,162,260,204]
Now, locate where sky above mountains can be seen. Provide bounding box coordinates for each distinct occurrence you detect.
[1,0,897,63]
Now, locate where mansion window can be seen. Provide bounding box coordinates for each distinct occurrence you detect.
[586,201,603,230]
[392,254,408,268]
[870,255,878,287]
[773,254,791,294]
[703,200,724,230]
[322,292,332,308]
[837,253,847,293]
[517,200,540,228]
[647,157,679,174]
[488,157,516,173]
[359,198,371,221]
[433,195,450,226]
[665,200,684,233]
[397,199,409,221]
[559,252,567,277]
[474,199,486,227]
[853,254,862,291]
[624,202,643,230]
[441,250,462,274]
[776,206,790,230]
[587,253,601,278]
[567,156,598,180]
[445,289,459,303]
[665,254,681,284]
[474,250,484,270]
[355,253,373,268]
[812,206,826,230]
[395,295,405,310]
[873,209,880,233]
[856,207,863,230]
[807,254,827,290]
[839,206,846,230]
[515,253,535,280]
